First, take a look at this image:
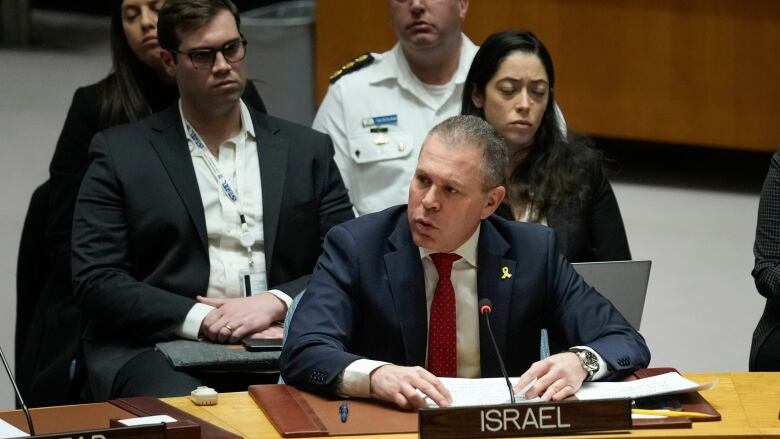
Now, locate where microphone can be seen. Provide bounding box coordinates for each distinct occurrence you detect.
[0,346,35,435]
[479,298,515,404]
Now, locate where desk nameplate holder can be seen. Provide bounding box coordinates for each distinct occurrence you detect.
[419,398,632,439]
[16,423,167,439]
[109,419,201,439]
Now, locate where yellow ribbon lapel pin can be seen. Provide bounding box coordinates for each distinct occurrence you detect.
[501,266,512,279]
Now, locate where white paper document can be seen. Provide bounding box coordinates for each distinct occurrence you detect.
[117,415,177,426]
[0,419,29,439]
[575,372,717,401]
[424,377,542,407]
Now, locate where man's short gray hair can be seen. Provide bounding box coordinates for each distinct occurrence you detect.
[423,115,507,190]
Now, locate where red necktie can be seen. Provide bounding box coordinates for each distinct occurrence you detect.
[427,252,462,377]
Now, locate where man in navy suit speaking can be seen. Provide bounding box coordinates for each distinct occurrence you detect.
[280,115,649,409]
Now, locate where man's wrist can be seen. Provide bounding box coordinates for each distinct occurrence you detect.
[568,347,599,381]
[265,289,291,315]
[337,359,389,398]
[179,302,215,340]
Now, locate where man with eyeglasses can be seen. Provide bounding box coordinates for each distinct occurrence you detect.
[71,0,353,400]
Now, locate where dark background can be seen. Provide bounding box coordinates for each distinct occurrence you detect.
[33,0,285,15]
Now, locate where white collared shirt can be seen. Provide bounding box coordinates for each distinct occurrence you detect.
[176,100,290,339]
[419,224,482,379]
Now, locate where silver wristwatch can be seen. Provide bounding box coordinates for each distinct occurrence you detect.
[569,348,599,381]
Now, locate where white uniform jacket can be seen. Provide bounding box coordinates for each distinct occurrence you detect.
[313,35,479,215]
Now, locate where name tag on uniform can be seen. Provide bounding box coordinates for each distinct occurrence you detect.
[361,114,398,128]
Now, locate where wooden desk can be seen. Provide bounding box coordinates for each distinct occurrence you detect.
[163,372,780,438]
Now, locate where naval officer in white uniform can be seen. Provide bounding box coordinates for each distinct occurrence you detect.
[313,0,477,216]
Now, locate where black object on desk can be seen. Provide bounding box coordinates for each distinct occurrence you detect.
[242,338,284,352]
[339,401,348,423]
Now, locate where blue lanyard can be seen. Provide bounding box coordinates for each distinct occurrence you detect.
[186,123,239,203]
[185,120,258,262]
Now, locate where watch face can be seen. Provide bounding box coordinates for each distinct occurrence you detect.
[571,349,598,373]
[582,350,598,371]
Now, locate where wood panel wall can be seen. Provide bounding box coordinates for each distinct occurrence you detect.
[315,0,780,152]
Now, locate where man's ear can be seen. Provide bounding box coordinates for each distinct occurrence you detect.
[459,0,469,21]
[481,185,506,219]
[160,50,177,77]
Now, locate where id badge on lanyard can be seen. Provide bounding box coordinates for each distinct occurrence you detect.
[239,269,267,297]
[186,119,265,297]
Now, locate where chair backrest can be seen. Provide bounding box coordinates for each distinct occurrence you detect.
[15,181,50,367]
[15,181,51,406]
[282,289,306,343]
[278,290,306,384]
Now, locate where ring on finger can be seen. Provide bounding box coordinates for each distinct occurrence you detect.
[224,324,234,333]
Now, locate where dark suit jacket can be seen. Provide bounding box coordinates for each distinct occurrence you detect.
[50,80,265,293]
[17,79,265,407]
[751,149,780,370]
[72,104,353,401]
[280,206,650,396]
[496,163,631,263]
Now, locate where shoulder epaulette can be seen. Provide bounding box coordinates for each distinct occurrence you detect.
[329,53,375,84]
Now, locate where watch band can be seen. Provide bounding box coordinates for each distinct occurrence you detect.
[569,348,598,380]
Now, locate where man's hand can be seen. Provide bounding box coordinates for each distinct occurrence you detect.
[198,294,287,343]
[513,352,587,401]
[369,365,453,410]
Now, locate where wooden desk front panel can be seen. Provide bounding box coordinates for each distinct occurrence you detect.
[315,0,780,152]
[164,372,780,439]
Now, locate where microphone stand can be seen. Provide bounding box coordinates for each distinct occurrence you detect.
[0,346,35,435]
[480,302,516,404]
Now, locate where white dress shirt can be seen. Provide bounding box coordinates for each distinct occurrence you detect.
[176,100,291,339]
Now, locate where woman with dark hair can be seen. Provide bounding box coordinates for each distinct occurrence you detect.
[17,0,265,407]
[461,30,630,262]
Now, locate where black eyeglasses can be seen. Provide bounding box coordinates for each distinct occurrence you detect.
[170,37,248,70]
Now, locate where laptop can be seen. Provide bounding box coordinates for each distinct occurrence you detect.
[571,260,651,330]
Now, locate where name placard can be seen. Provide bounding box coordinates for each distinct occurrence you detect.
[110,418,201,439]
[24,423,167,439]
[419,398,632,438]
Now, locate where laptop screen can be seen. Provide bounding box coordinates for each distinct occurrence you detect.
[572,260,651,329]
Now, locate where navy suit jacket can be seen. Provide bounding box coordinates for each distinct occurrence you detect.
[280,206,650,396]
[72,104,353,401]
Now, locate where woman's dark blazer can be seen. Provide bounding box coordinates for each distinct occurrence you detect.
[497,162,631,263]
